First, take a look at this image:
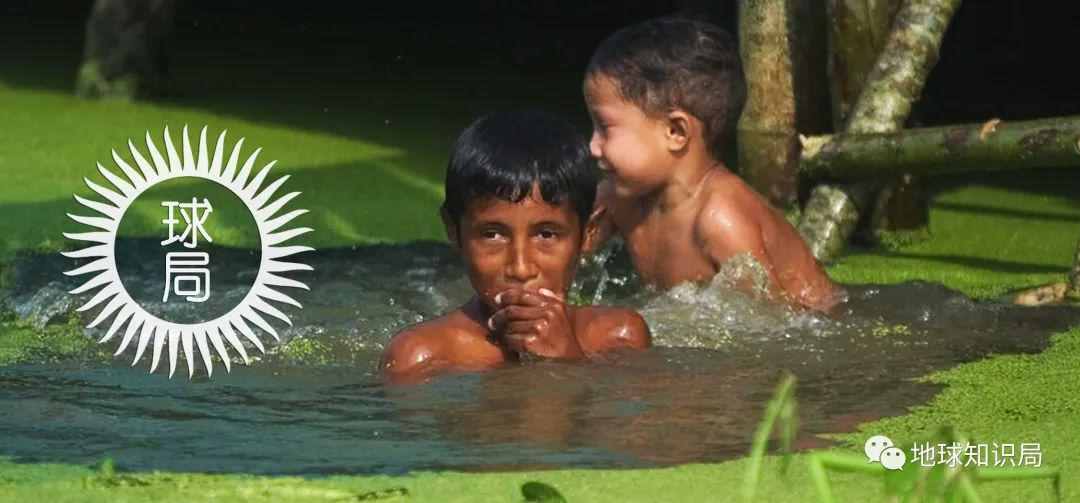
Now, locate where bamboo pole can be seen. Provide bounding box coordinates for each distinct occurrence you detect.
[799,116,1080,179]
[736,0,801,207]
[797,0,961,262]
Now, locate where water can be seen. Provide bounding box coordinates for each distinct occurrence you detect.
[2,238,1079,475]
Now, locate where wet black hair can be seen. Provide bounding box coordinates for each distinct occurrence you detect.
[442,110,597,232]
[586,17,744,160]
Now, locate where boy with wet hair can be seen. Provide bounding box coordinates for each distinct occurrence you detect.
[381,110,651,384]
[584,17,843,311]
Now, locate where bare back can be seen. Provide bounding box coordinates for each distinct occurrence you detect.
[603,181,717,288]
[600,169,841,311]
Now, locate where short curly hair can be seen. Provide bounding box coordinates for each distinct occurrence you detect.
[586,17,745,159]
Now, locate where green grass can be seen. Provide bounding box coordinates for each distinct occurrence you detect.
[4,46,1080,502]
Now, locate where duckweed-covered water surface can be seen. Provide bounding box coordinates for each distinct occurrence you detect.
[1,238,1079,475]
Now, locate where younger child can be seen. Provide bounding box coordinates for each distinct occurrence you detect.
[583,17,844,311]
[381,111,651,384]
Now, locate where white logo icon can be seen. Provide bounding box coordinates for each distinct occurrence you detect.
[864,434,894,462]
[879,446,907,470]
[65,126,313,378]
[865,434,905,470]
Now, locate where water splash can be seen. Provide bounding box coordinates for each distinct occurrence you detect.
[640,253,806,348]
[569,238,623,306]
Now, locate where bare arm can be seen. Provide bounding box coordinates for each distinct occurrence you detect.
[380,331,448,385]
[696,204,784,300]
[583,178,618,254]
[605,310,651,351]
[579,307,651,355]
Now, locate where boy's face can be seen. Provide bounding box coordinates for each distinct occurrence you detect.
[446,184,594,311]
[584,74,673,198]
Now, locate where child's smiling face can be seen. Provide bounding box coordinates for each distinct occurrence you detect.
[584,74,673,198]
[448,184,590,312]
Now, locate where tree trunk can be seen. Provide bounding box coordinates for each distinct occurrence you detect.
[76,0,176,100]
[797,0,961,262]
[826,0,928,238]
[799,116,1080,178]
[736,1,830,209]
[826,0,901,127]
[736,0,801,208]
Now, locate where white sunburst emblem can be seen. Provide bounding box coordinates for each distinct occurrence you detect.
[64,125,313,379]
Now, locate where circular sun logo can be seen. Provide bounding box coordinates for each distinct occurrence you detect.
[64,126,313,378]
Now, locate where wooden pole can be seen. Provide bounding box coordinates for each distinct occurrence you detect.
[736,0,801,207]
[797,0,961,262]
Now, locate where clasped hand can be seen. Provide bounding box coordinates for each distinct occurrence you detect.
[487,288,584,359]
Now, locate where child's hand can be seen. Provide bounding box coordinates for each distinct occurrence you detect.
[488,288,584,359]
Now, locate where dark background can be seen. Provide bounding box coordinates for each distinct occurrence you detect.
[3,1,1080,130]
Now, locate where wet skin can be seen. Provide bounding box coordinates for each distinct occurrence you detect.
[380,186,651,384]
[584,74,843,311]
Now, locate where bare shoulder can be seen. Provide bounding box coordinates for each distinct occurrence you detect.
[699,169,807,246]
[694,171,763,246]
[381,318,451,376]
[574,306,651,354]
[380,311,485,381]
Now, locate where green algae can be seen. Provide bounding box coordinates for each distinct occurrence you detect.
[868,322,914,338]
[873,226,932,251]
[0,316,110,367]
[274,337,336,367]
[829,176,1080,300]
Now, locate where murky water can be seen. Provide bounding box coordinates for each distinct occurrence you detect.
[2,238,1079,475]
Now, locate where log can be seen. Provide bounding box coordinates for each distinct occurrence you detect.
[800,116,1080,179]
[845,0,960,134]
[797,0,961,262]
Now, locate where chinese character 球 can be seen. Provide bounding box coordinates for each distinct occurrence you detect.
[161,197,214,248]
